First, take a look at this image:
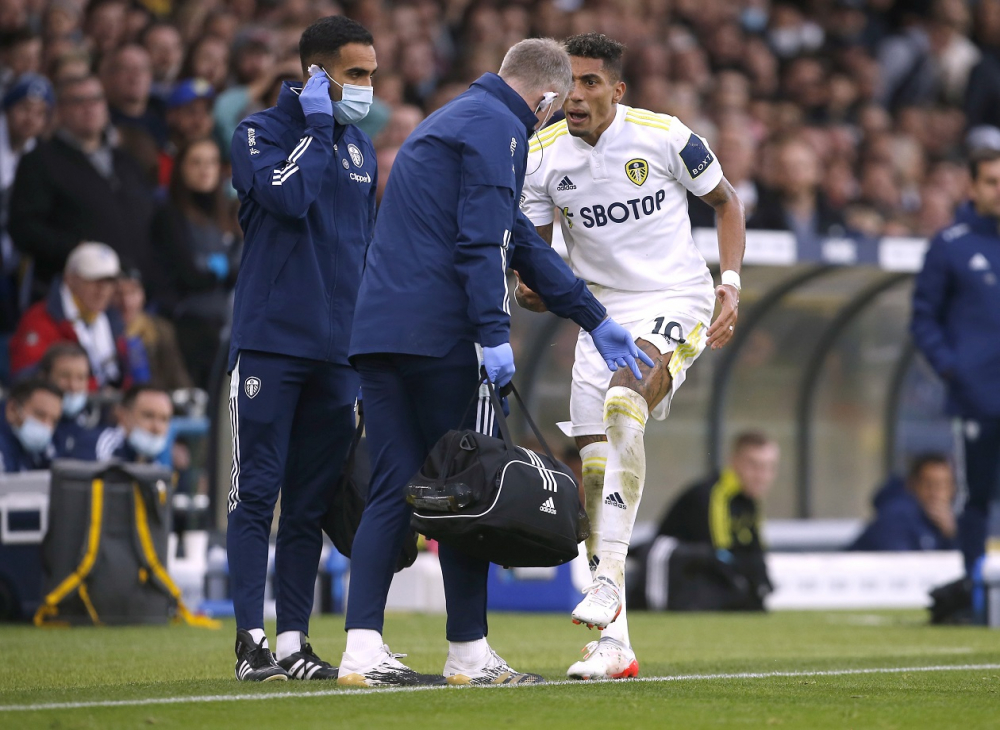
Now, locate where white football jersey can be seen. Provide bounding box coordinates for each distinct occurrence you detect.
[521,104,722,294]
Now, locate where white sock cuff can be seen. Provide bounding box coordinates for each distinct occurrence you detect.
[604,387,649,430]
[276,630,304,661]
[580,440,609,471]
[247,628,267,648]
[345,629,383,656]
[449,638,489,664]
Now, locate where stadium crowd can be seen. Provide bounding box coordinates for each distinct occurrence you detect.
[0,0,996,475]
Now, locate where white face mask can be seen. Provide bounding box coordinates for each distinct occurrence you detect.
[128,427,168,458]
[62,391,88,418]
[15,416,54,454]
[325,72,374,125]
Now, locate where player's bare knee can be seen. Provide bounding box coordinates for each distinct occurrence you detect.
[609,339,672,410]
[576,434,607,450]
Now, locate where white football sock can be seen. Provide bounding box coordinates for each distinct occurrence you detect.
[579,440,608,576]
[345,629,383,657]
[276,630,304,661]
[448,638,489,665]
[602,592,630,647]
[596,386,648,589]
[247,628,267,648]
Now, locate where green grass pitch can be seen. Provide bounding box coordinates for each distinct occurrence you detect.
[2,610,999,729]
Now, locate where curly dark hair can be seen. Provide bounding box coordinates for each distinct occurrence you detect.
[564,32,626,81]
[299,16,374,75]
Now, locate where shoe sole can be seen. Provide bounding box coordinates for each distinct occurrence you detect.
[446,674,472,685]
[571,603,622,630]
[337,673,372,687]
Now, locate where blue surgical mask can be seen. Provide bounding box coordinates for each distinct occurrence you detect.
[62,391,88,418]
[128,427,168,458]
[327,75,373,125]
[15,416,54,454]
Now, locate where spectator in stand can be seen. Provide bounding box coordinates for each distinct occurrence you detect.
[83,0,129,58]
[95,384,172,463]
[8,75,155,299]
[180,34,229,93]
[114,270,192,391]
[159,78,215,187]
[748,134,847,242]
[850,453,957,552]
[0,74,52,334]
[150,137,237,387]
[9,242,134,388]
[143,22,184,105]
[0,379,61,472]
[37,342,102,460]
[100,43,167,147]
[0,28,42,91]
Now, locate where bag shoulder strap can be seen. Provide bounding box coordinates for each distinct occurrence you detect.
[481,377,557,463]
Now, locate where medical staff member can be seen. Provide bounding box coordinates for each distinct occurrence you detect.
[227,15,377,682]
[912,147,1000,592]
[340,38,651,688]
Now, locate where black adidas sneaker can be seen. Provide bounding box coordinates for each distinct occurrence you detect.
[277,643,339,680]
[234,630,290,682]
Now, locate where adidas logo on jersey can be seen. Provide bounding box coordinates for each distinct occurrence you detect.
[605,492,627,509]
[556,175,576,191]
[539,497,557,514]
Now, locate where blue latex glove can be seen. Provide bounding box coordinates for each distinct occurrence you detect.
[299,66,332,117]
[206,252,229,281]
[590,318,655,380]
[482,343,515,388]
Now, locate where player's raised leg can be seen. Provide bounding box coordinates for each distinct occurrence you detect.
[572,338,674,631]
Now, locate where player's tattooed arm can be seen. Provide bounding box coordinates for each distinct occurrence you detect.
[512,223,554,312]
[701,177,746,349]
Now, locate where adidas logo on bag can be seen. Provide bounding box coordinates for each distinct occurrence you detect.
[556,175,576,191]
[539,497,557,515]
[605,492,627,509]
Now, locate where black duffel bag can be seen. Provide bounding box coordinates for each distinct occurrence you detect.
[322,404,418,573]
[406,377,588,567]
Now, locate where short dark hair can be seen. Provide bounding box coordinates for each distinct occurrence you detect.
[732,431,774,454]
[298,16,373,74]
[121,384,172,410]
[968,147,1000,180]
[38,342,90,378]
[9,379,62,405]
[907,452,950,484]
[564,32,626,81]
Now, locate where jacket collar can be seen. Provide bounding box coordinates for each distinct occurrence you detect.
[955,200,1000,238]
[470,73,538,133]
[277,82,307,124]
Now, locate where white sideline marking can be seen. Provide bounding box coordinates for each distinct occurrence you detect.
[3,663,999,713]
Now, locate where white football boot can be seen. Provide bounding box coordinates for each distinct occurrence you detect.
[567,637,639,680]
[444,647,545,686]
[571,576,622,630]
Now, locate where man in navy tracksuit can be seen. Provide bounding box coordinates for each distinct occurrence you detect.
[340,39,652,687]
[226,16,378,682]
[912,148,1000,589]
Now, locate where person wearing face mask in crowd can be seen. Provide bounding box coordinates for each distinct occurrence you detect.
[225,16,378,683]
[37,342,103,460]
[0,379,62,472]
[94,384,171,463]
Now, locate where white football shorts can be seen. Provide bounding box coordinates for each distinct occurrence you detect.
[563,286,713,437]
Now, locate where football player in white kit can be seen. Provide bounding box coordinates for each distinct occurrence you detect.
[517,33,746,680]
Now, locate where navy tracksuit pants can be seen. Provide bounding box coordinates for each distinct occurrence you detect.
[346,340,495,642]
[957,417,1000,574]
[227,349,358,633]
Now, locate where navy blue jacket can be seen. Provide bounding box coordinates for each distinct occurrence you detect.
[53,411,101,460]
[0,415,52,473]
[229,82,377,370]
[911,202,1000,417]
[850,476,956,551]
[350,74,605,358]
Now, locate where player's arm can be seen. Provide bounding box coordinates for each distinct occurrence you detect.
[700,177,746,350]
[513,222,551,312]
